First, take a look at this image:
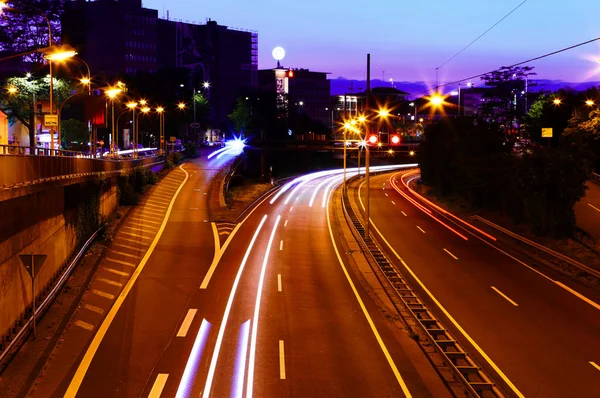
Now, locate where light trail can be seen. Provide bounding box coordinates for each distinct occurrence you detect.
[175,319,211,398]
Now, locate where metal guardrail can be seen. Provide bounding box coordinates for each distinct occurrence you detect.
[472,215,600,279]
[0,155,164,188]
[0,144,87,157]
[0,226,104,368]
[341,177,504,398]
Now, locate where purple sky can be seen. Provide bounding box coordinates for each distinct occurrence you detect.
[144,0,600,84]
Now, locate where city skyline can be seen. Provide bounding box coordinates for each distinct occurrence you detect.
[144,0,600,85]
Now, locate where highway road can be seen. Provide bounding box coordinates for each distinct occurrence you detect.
[50,161,451,397]
[354,170,600,398]
[575,180,600,240]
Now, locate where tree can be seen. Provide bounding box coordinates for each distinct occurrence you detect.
[0,75,72,147]
[479,66,537,138]
[0,0,64,65]
[228,97,253,132]
[60,118,88,146]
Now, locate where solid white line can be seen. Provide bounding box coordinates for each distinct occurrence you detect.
[279,340,286,380]
[102,267,129,277]
[234,321,251,398]
[391,201,396,205]
[401,211,407,217]
[284,220,288,227]
[590,361,600,372]
[491,286,519,306]
[96,278,124,288]
[368,216,524,397]
[65,165,189,397]
[148,374,169,398]
[325,192,412,396]
[554,281,600,311]
[385,193,388,196]
[202,216,268,398]
[177,319,212,398]
[82,304,104,315]
[289,206,294,212]
[278,274,282,292]
[280,240,283,251]
[247,216,281,398]
[443,248,458,260]
[417,226,426,234]
[587,203,600,212]
[177,309,198,337]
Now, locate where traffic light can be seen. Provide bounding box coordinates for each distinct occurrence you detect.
[368,134,378,145]
[390,134,401,145]
[287,69,294,78]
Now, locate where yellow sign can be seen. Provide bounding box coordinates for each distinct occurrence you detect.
[44,114,58,127]
[541,128,553,138]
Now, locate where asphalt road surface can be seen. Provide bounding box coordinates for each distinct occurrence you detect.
[576,180,600,240]
[355,170,600,398]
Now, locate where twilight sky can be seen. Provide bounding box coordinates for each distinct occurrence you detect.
[144,0,600,85]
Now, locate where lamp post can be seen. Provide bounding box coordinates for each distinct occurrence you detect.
[135,106,151,154]
[104,86,122,156]
[156,107,165,154]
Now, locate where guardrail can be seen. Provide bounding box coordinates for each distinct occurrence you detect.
[471,215,600,279]
[592,172,600,183]
[0,144,87,157]
[0,155,164,188]
[341,174,504,398]
[0,226,103,369]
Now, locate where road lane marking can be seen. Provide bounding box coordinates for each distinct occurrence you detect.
[177,319,212,398]
[491,286,519,306]
[111,243,140,252]
[116,237,150,247]
[119,231,153,240]
[82,304,104,315]
[279,340,286,379]
[74,320,94,331]
[289,206,293,212]
[284,220,288,227]
[200,189,280,289]
[554,281,600,311]
[65,165,189,398]
[91,290,115,300]
[401,211,407,216]
[120,225,158,234]
[141,202,165,210]
[368,217,525,397]
[233,321,251,398]
[107,249,138,259]
[417,226,426,234]
[590,361,600,372]
[148,374,169,398]
[97,278,123,288]
[247,215,281,398]
[325,196,412,397]
[202,216,268,398]
[177,309,198,337]
[105,257,137,267]
[443,248,458,260]
[385,193,388,196]
[128,217,162,226]
[280,240,283,251]
[391,201,396,205]
[587,203,600,212]
[278,274,282,292]
[211,222,220,254]
[102,267,129,277]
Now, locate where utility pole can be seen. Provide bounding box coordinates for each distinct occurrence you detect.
[365,53,371,240]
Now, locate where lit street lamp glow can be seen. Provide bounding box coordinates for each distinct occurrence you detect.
[203,81,210,89]
[178,102,186,110]
[45,50,78,62]
[586,100,595,107]
[156,106,164,113]
[430,93,444,106]
[126,102,137,109]
[7,86,17,94]
[553,98,562,105]
[80,77,90,85]
[139,99,148,106]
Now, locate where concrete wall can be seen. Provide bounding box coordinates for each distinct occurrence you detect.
[0,111,7,146]
[0,177,118,340]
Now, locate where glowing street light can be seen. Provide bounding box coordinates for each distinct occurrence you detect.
[156,107,165,153]
[7,86,17,94]
[177,102,186,110]
[430,93,444,106]
[409,150,415,157]
[139,99,148,106]
[586,100,595,107]
[80,77,90,85]
[45,49,77,62]
[203,81,210,89]
[105,86,123,155]
[377,108,390,118]
[553,98,562,106]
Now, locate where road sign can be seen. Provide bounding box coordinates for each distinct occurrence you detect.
[190,123,201,128]
[44,114,58,127]
[19,254,47,278]
[542,128,553,138]
[170,136,177,143]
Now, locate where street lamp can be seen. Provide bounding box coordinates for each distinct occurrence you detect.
[135,106,151,153]
[586,100,595,107]
[105,86,122,156]
[156,106,165,153]
[553,98,562,106]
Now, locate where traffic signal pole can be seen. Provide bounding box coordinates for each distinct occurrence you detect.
[365,53,371,240]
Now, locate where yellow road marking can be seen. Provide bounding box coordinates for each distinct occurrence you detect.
[417,226,426,234]
[278,274,282,292]
[82,304,104,315]
[102,267,129,277]
[91,290,115,300]
[176,309,198,337]
[587,202,600,212]
[368,217,525,397]
[74,320,94,331]
[326,193,412,397]
[590,361,600,372]
[148,374,169,398]
[108,249,137,259]
[105,257,136,267]
[279,340,286,379]
[65,165,189,397]
[97,278,124,288]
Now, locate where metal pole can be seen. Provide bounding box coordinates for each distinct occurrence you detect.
[49,61,54,153]
[458,84,461,117]
[31,254,36,339]
[132,107,136,156]
[357,146,361,177]
[111,100,115,156]
[365,53,371,239]
[343,128,347,192]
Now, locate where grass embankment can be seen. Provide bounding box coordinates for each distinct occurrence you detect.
[210,180,274,222]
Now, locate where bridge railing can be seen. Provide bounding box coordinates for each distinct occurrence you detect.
[0,154,165,188]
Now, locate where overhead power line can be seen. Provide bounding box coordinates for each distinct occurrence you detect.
[436,0,529,71]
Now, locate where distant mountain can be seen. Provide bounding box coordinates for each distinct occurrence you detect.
[329,78,600,97]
